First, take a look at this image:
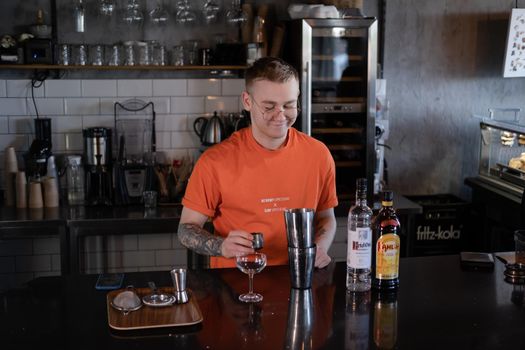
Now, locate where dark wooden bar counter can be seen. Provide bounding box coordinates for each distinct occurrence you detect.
[1,254,524,349]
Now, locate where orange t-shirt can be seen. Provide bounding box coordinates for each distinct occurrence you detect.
[182,127,338,268]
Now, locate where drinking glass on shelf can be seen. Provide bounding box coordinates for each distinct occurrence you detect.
[90,44,104,66]
[236,252,267,303]
[175,0,197,24]
[123,41,135,66]
[149,0,169,25]
[171,45,185,66]
[183,39,200,65]
[73,44,87,66]
[107,44,121,66]
[226,0,247,25]
[57,43,70,65]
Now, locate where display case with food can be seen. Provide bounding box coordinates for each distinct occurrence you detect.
[478,108,525,194]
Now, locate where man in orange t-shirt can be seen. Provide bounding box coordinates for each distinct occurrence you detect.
[178,57,338,268]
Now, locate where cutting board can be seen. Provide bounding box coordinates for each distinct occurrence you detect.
[107,287,203,330]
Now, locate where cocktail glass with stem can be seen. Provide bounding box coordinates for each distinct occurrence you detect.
[236,252,267,303]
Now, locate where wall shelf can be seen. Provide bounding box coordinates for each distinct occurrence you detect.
[0,64,249,71]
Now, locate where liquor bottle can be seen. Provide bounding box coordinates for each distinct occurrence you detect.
[345,291,371,350]
[372,190,400,290]
[373,290,398,350]
[347,178,373,291]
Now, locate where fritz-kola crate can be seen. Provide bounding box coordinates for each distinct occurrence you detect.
[405,194,470,257]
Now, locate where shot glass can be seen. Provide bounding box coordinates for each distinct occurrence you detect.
[143,190,157,208]
[170,268,189,304]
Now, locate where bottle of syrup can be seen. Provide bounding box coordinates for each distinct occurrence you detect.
[372,190,400,290]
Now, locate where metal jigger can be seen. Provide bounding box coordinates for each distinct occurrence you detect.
[284,208,316,289]
[170,268,189,304]
[284,289,314,350]
[252,232,264,250]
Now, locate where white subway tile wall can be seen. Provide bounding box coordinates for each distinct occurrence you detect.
[0,78,245,289]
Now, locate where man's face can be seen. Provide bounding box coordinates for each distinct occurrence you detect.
[242,78,300,142]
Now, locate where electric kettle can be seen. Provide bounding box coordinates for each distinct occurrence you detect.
[193,111,224,146]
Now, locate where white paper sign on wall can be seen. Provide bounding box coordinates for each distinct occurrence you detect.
[503,8,525,78]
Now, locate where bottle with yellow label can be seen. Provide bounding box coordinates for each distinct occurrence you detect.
[372,190,400,290]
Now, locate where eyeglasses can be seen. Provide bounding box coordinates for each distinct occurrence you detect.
[249,94,300,121]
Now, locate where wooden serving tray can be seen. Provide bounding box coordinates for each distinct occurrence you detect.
[107,287,203,330]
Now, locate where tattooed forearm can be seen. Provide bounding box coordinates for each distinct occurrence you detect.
[314,213,336,251]
[177,223,224,256]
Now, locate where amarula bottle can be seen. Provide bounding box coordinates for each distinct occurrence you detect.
[372,190,400,290]
[347,178,373,292]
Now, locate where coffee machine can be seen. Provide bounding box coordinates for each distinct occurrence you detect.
[83,127,113,206]
[114,99,156,205]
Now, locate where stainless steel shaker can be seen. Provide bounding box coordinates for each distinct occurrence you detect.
[284,208,315,248]
[284,208,316,289]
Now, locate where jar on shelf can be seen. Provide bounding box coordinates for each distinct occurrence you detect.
[123,41,135,66]
[66,155,85,206]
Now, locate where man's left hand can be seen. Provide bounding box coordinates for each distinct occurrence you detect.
[315,245,331,268]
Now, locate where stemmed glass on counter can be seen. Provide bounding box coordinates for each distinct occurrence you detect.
[236,252,267,303]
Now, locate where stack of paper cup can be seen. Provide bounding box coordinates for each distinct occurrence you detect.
[43,177,59,208]
[15,171,27,208]
[28,182,44,209]
[4,147,18,206]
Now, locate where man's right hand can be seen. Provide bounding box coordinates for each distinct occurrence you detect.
[221,230,254,258]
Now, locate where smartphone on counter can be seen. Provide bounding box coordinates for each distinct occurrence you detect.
[460,252,495,270]
[95,273,124,290]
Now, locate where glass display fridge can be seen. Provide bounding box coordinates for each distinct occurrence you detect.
[285,18,378,203]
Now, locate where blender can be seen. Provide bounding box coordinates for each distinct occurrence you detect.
[114,99,156,205]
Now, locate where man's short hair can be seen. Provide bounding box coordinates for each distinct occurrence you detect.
[245,57,299,91]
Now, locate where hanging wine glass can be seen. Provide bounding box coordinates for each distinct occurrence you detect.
[149,0,169,25]
[98,0,115,17]
[202,0,220,24]
[226,0,247,25]
[175,0,197,24]
[122,0,144,25]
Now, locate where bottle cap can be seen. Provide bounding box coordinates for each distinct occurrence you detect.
[356,178,367,190]
[382,190,393,202]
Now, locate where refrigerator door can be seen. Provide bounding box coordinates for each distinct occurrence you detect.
[285,18,377,202]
